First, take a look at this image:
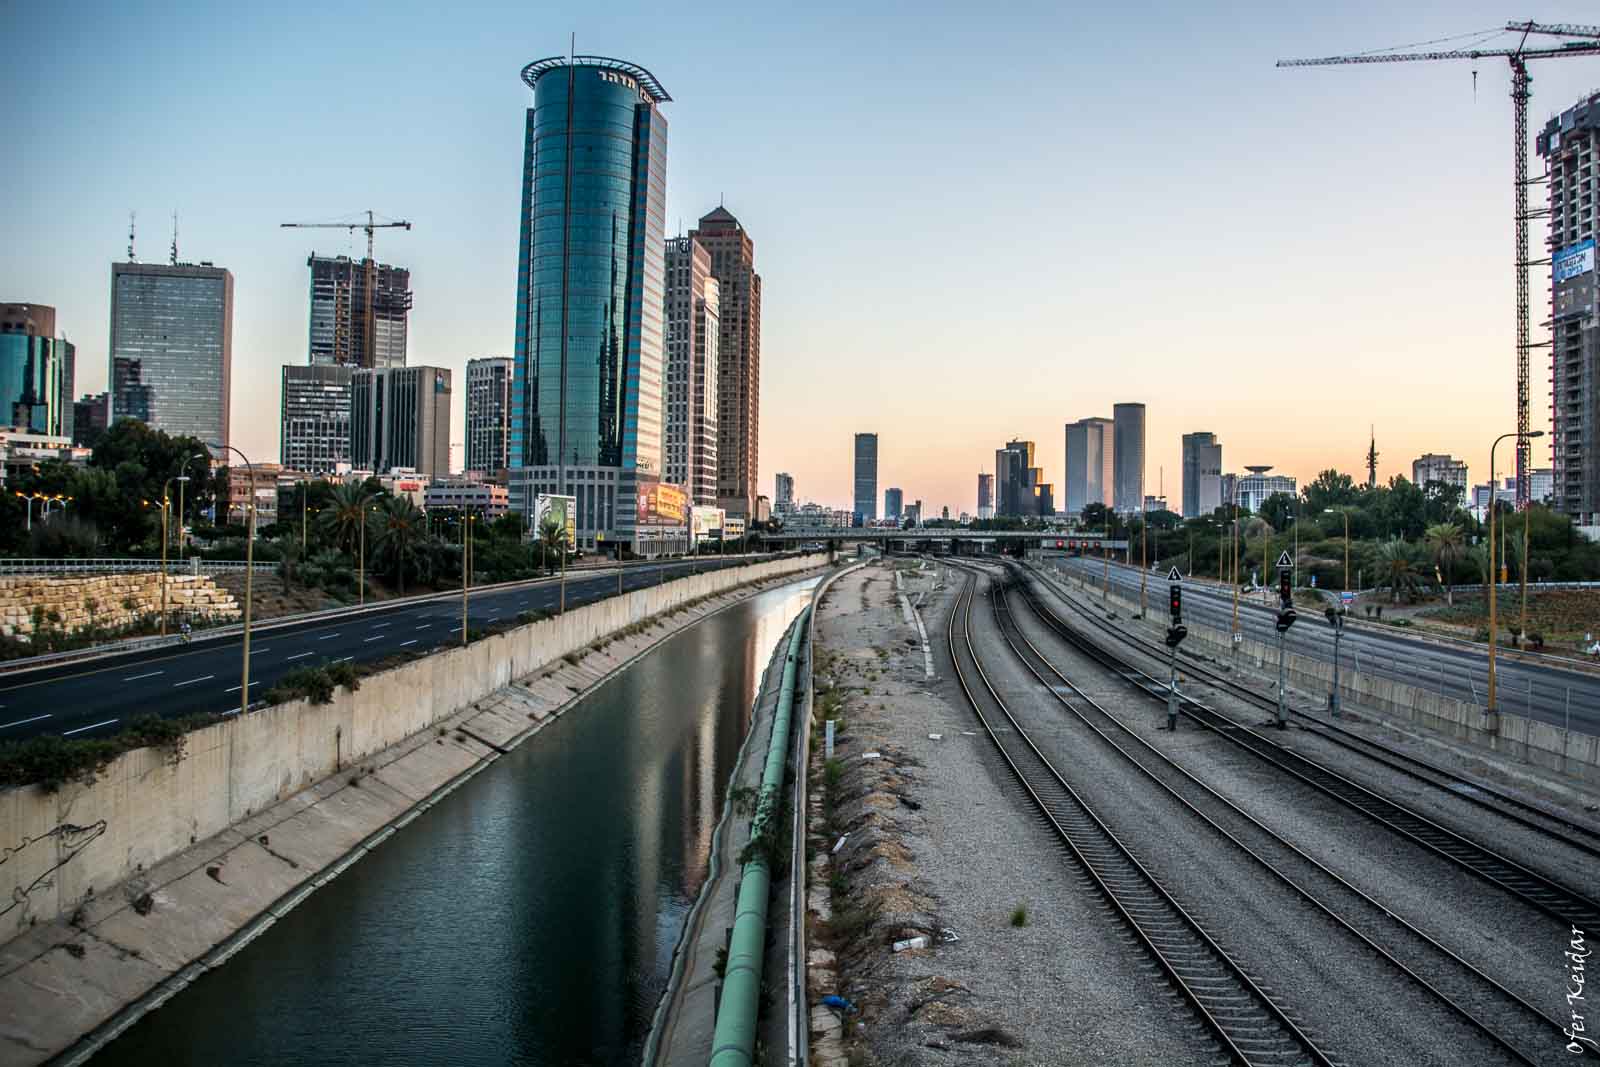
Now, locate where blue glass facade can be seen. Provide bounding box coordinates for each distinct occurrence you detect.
[0,333,75,437]
[510,57,668,548]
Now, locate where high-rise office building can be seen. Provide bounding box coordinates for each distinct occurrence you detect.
[509,55,669,551]
[884,486,903,520]
[1112,403,1146,514]
[853,433,878,523]
[109,261,232,452]
[0,303,74,438]
[1412,453,1468,494]
[280,365,354,474]
[1235,471,1296,514]
[351,366,450,478]
[1181,432,1223,519]
[774,472,795,515]
[73,392,109,447]
[305,255,413,368]
[664,237,720,504]
[690,206,761,519]
[465,357,512,477]
[1539,92,1600,524]
[976,473,994,520]
[995,439,1053,518]
[1064,417,1113,514]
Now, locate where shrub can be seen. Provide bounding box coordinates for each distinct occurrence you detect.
[1010,904,1029,928]
[0,713,216,790]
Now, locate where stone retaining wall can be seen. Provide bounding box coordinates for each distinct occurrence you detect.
[0,572,239,638]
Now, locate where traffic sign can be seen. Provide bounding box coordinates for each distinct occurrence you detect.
[1275,549,1293,570]
[1166,565,1182,582]
[1340,590,1355,603]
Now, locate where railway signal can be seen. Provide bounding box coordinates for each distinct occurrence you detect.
[1164,566,1185,731]
[1324,605,1347,719]
[1273,551,1294,728]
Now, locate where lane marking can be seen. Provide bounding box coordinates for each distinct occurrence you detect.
[1,714,51,730]
[336,656,353,662]
[363,636,383,643]
[400,639,417,647]
[250,647,271,656]
[414,624,430,630]
[371,622,391,630]
[63,718,118,736]
[124,671,164,682]
[224,682,259,693]
[173,675,215,688]
[286,652,313,661]
[318,633,341,641]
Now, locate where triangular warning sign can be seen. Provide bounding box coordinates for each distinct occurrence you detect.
[1166,566,1183,582]
[1276,549,1293,569]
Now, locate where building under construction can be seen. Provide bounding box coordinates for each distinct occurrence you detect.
[1539,91,1600,528]
[306,254,413,368]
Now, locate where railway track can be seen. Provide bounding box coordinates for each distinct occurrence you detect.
[1034,561,1600,862]
[1009,564,1600,936]
[981,568,1561,1065]
[944,566,1340,1067]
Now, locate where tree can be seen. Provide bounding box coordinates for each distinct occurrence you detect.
[320,483,371,555]
[1259,493,1296,532]
[374,496,425,594]
[1080,503,1111,530]
[538,513,567,569]
[1425,523,1465,605]
[1375,539,1423,604]
[1302,469,1359,515]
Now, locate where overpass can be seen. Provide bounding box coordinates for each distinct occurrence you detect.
[756,528,1129,552]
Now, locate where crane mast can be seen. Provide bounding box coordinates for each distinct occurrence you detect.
[1279,21,1600,507]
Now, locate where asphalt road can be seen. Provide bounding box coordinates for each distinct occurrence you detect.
[1053,556,1600,738]
[0,554,799,742]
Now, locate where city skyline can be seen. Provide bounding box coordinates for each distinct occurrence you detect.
[6,2,1600,514]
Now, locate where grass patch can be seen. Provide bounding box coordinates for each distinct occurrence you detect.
[1010,903,1029,928]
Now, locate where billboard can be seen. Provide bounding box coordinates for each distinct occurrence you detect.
[724,516,746,540]
[1554,239,1595,284]
[534,493,576,548]
[691,505,724,543]
[637,481,688,526]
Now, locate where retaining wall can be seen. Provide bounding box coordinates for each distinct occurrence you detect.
[0,572,238,638]
[0,553,827,938]
[1033,564,1600,787]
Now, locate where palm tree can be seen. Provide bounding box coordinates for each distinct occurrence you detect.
[538,514,567,570]
[374,496,424,595]
[1425,522,1465,605]
[1375,538,1421,604]
[320,482,371,555]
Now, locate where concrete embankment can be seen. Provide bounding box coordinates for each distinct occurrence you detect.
[1032,561,1600,789]
[0,553,826,1066]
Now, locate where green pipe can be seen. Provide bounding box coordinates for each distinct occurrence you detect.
[710,607,809,1067]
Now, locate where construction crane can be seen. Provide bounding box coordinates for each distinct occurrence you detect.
[280,211,413,368]
[1279,21,1600,507]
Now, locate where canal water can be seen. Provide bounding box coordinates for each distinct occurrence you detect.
[93,577,818,1067]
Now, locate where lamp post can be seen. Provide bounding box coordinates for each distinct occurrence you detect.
[1323,508,1351,594]
[1139,499,1149,618]
[357,499,376,607]
[461,512,473,646]
[1519,500,1532,648]
[159,475,190,636]
[176,452,204,561]
[1486,429,1543,732]
[210,443,257,719]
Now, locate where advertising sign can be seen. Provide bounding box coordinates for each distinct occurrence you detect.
[691,505,724,543]
[636,481,688,526]
[1554,239,1595,284]
[724,516,746,540]
[534,493,576,548]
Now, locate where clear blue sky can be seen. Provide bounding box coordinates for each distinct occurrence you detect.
[5,1,1598,514]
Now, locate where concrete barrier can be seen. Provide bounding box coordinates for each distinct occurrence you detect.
[0,554,828,939]
[1032,563,1600,787]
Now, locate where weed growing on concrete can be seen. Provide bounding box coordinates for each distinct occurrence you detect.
[1010,904,1029,928]
[0,713,217,790]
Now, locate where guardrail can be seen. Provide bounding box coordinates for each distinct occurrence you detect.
[0,557,277,576]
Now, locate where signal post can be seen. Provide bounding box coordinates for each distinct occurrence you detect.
[1164,565,1187,730]
[1274,550,1296,729]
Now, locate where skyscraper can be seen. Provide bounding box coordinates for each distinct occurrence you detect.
[73,392,109,447]
[976,473,994,520]
[995,439,1052,518]
[1181,432,1223,519]
[280,364,354,474]
[884,487,903,521]
[853,433,878,523]
[664,236,720,504]
[510,55,669,552]
[1112,403,1146,514]
[305,255,412,368]
[1539,91,1600,525]
[774,471,795,515]
[465,357,512,476]
[1412,453,1468,495]
[110,261,233,453]
[0,303,74,438]
[1063,417,1113,515]
[690,207,761,520]
[351,366,451,478]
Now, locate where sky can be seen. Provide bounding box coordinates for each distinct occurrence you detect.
[5,1,1599,517]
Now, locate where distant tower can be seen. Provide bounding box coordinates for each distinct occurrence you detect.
[127,211,136,262]
[1366,426,1379,489]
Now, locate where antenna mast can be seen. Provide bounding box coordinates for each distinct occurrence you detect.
[170,211,179,266]
[127,211,136,262]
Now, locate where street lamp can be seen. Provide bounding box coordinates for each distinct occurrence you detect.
[209,443,257,720]
[357,498,378,606]
[1323,508,1351,594]
[159,475,192,636]
[176,452,205,561]
[1486,429,1543,732]
[461,512,474,645]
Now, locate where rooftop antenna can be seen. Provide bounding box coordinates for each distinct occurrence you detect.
[127,211,136,262]
[170,210,179,266]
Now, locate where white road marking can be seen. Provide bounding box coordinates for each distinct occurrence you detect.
[286,652,313,660]
[174,675,215,688]
[63,718,118,736]
[318,633,341,641]
[250,647,271,655]
[414,624,430,630]
[124,671,164,682]
[336,656,353,662]
[224,682,259,693]
[371,622,391,630]
[1,714,51,730]
[400,639,417,647]
[364,636,383,643]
